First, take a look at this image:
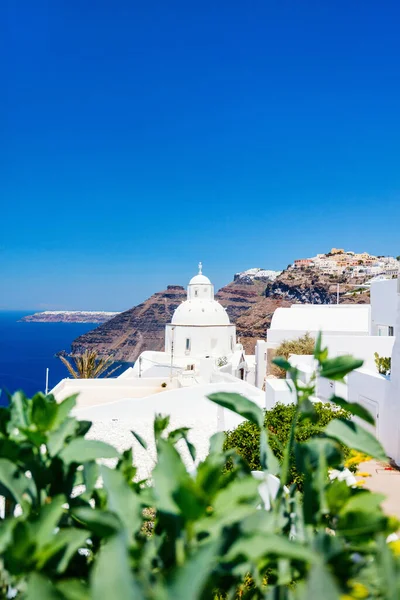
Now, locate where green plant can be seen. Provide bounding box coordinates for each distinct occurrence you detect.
[217,357,228,367]
[271,332,315,378]
[59,348,120,378]
[374,352,391,376]
[0,337,399,598]
[223,402,351,487]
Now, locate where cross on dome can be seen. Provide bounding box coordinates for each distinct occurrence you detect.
[198,261,203,275]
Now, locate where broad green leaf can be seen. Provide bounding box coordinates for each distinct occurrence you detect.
[83,461,99,496]
[90,534,143,600]
[226,533,318,564]
[131,429,147,449]
[154,414,170,440]
[8,390,30,430]
[208,431,225,454]
[195,477,260,539]
[168,427,196,461]
[56,579,90,600]
[25,572,62,600]
[31,392,58,432]
[47,418,78,456]
[52,394,78,430]
[30,495,65,550]
[260,429,280,475]
[168,540,218,599]
[301,563,341,600]
[101,466,142,538]
[313,332,323,359]
[320,355,363,381]
[330,395,374,425]
[272,357,293,371]
[56,529,91,573]
[341,490,385,514]
[0,518,16,553]
[208,392,264,427]
[313,332,329,363]
[72,507,122,537]
[376,535,400,600]
[36,528,90,572]
[60,438,119,464]
[325,419,386,460]
[76,420,92,437]
[153,438,204,518]
[0,458,34,509]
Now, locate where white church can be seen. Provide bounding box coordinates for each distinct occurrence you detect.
[53,264,259,409]
[52,264,400,472]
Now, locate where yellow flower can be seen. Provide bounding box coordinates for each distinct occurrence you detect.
[389,539,400,557]
[355,471,371,477]
[354,479,366,487]
[343,581,369,599]
[388,515,400,533]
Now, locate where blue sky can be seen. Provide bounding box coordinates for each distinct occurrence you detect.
[2,0,400,310]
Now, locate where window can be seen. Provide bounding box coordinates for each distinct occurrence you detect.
[389,326,394,337]
[185,338,191,353]
[194,289,198,297]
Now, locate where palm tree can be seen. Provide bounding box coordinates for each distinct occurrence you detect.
[59,349,120,379]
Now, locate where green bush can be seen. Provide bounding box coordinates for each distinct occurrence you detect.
[271,332,315,378]
[0,339,399,599]
[374,352,391,376]
[223,402,351,487]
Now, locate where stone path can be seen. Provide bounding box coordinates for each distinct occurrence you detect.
[358,460,400,520]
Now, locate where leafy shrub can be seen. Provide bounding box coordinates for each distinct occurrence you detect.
[271,332,315,378]
[0,339,399,599]
[223,402,351,487]
[374,352,391,376]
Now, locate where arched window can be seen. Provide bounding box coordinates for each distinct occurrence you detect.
[185,338,191,354]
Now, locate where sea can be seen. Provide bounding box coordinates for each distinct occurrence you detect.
[0,311,129,406]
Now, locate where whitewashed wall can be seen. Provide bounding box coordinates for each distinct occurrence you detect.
[165,324,236,359]
[75,380,265,479]
[347,369,391,453]
[370,279,398,335]
[322,334,394,370]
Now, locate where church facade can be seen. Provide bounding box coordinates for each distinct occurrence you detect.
[164,263,236,365]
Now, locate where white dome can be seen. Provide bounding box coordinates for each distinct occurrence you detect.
[189,274,212,286]
[171,299,230,326]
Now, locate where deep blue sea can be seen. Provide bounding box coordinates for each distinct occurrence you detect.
[0,311,104,405]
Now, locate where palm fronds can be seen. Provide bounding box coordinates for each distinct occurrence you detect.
[59,349,120,379]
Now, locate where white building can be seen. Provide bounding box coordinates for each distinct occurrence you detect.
[51,265,262,474]
[164,265,236,365]
[255,275,400,464]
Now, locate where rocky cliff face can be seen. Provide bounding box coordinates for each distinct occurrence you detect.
[265,269,370,305]
[72,286,186,361]
[71,269,370,361]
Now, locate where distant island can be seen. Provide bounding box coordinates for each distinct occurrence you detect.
[19,311,119,324]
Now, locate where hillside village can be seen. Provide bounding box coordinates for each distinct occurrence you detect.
[292,248,399,277]
[71,249,398,361]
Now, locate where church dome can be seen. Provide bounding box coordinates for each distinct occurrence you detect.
[170,262,231,326]
[189,273,212,286]
[171,299,230,326]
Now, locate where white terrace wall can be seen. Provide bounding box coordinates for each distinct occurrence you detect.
[75,380,265,479]
[322,335,395,371]
[347,369,391,454]
[370,278,398,335]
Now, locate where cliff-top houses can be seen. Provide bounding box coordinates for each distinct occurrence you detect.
[292,248,399,278]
